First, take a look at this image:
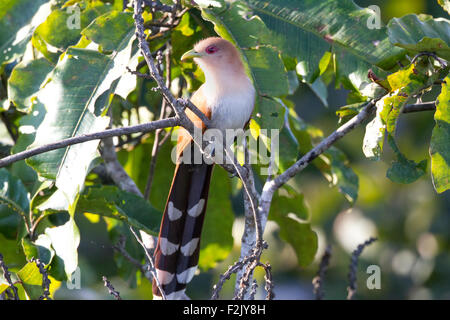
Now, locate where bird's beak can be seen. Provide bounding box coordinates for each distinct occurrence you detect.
[181,49,204,61]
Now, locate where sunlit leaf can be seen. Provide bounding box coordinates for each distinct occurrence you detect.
[32,0,113,62]
[243,0,404,90]
[388,14,450,61]
[27,12,136,205]
[430,76,450,193]
[45,217,80,279]
[0,0,51,66]
[7,58,53,112]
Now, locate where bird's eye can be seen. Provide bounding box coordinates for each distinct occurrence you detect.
[205,45,218,54]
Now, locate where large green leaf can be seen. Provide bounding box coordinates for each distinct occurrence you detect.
[243,0,404,89]
[270,209,317,268]
[27,12,136,205]
[76,185,162,235]
[82,11,134,52]
[271,186,309,222]
[7,58,53,112]
[0,168,29,239]
[32,0,113,63]
[0,0,51,66]
[430,76,450,193]
[10,103,46,192]
[388,14,450,61]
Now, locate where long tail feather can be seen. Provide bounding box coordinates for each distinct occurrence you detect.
[152,144,213,299]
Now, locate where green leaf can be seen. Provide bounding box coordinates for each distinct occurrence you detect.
[307,77,328,107]
[10,103,46,192]
[76,185,162,236]
[271,212,317,268]
[324,147,359,203]
[430,77,450,193]
[21,234,54,265]
[45,217,80,279]
[198,167,234,270]
[386,136,427,184]
[388,14,450,61]
[27,14,135,205]
[32,1,113,62]
[337,102,367,122]
[7,58,53,112]
[0,168,29,239]
[0,0,51,66]
[82,11,134,52]
[363,99,386,160]
[243,0,405,89]
[16,262,43,300]
[271,186,309,222]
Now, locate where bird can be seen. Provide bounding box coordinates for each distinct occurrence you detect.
[152,37,255,299]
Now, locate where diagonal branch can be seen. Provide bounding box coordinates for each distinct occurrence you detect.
[0,117,179,168]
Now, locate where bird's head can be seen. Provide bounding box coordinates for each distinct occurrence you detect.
[181,37,244,76]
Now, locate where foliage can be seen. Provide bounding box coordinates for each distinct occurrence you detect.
[0,0,448,300]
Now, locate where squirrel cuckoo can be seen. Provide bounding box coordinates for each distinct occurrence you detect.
[152,37,255,299]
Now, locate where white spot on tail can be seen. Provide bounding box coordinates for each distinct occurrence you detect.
[177,266,197,284]
[156,289,189,300]
[187,199,205,217]
[181,238,199,256]
[168,201,183,220]
[159,237,179,255]
[156,268,174,285]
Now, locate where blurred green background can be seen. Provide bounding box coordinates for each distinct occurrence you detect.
[48,0,450,300]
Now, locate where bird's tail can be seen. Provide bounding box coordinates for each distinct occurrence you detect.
[152,144,213,299]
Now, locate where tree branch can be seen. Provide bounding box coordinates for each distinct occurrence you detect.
[0,117,179,168]
[312,245,332,300]
[102,276,122,300]
[347,237,377,300]
[233,99,378,296]
[402,101,436,113]
[101,135,144,197]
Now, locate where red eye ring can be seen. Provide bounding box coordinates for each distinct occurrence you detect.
[205,45,218,54]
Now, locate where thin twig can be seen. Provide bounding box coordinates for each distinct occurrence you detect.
[101,134,143,197]
[129,226,167,300]
[113,235,147,273]
[312,245,332,300]
[347,237,378,300]
[33,258,51,300]
[102,276,122,300]
[411,52,447,68]
[144,44,172,199]
[0,253,19,300]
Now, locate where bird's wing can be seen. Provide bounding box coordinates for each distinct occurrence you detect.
[176,85,211,158]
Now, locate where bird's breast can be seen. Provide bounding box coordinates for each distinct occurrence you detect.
[206,83,255,131]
